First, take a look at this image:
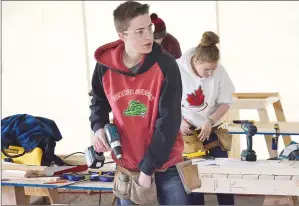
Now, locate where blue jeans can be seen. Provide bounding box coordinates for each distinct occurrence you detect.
[117,166,190,205]
[189,132,235,205]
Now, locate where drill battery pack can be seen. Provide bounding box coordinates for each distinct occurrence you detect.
[1,145,43,166]
[84,146,105,168]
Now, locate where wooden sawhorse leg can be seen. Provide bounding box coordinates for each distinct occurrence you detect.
[2,186,29,205]
[1,186,62,205]
[24,187,60,204]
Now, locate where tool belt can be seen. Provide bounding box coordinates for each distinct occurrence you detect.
[183,126,232,154]
[176,160,201,194]
[113,165,157,205]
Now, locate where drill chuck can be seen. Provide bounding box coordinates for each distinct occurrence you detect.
[104,124,123,160]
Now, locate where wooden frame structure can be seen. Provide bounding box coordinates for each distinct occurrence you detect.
[224,92,293,158]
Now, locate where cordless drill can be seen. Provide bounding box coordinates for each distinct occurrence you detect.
[104,123,123,164]
[84,146,105,168]
[233,120,257,162]
[84,123,123,168]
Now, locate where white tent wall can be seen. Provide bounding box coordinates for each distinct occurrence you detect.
[2,1,299,158]
[2,1,91,154]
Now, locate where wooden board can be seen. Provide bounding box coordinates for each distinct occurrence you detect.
[2,176,61,182]
[221,121,299,135]
[230,97,280,110]
[1,161,76,176]
[232,93,279,99]
[193,158,299,195]
[2,170,38,178]
[192,158,299,176]
[194,175,299,196]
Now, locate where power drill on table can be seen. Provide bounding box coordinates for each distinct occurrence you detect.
[85,123,123,168]
[233,120,257,162]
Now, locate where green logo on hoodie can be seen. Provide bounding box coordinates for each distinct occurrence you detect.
[123,100,147,117]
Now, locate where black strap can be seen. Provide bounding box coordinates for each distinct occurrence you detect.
[1,148,26,158]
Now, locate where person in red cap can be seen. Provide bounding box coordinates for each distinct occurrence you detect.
[150,13,182,59]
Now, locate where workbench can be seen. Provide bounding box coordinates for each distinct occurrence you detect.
[1,155,116,205]
[193,158,299,205]
[1,179,113,205]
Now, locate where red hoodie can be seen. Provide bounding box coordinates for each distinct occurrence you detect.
[161,33,182,59]
[89,40,184,175]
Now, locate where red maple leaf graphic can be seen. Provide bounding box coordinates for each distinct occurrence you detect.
[186,86,205,107]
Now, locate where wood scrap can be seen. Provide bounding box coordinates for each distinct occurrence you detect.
[1,161,78,176]
[2,176,61,182]
[2,170,39,178]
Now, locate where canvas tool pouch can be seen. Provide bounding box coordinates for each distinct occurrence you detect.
[214,127,232,151]
[113,165,157,205]
[183,132,204,154]
[176,160,201,194]
[183,127,232,153]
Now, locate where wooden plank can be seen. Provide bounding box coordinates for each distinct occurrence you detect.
[273,99,292,146]
[274,175,292,180]
[2,186,27,205]
[232,93,279,99]
[230,98,279,110]
[2,170,39,178]
[194,177,299,196]
[192,159,299,176]
[1,162,76,176]
[258,109,278,158]
[259,175,275,180]
[227,174,243,179]
[2,176,61,182]
[224,109,240,159]
[48,189,60,204]
[223,121,299,135]
[1,162,48,171]
[242,174,259,180]
[290,161,299,168]
[24,187,52,196]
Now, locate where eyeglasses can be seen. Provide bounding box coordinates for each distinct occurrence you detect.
[123,24,154,38]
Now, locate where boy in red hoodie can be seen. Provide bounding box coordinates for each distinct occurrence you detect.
[89,1,189,205]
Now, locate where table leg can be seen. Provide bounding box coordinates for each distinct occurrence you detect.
[2,186,27,205]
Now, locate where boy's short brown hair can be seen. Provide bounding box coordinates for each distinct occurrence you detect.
[113,1,150,32]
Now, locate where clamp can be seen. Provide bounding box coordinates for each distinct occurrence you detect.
[272,124,280,150]
[89,171,115,182]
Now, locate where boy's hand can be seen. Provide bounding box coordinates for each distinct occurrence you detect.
[180,119,193,135]
[138,172,152,188]
[93,128,112,152]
